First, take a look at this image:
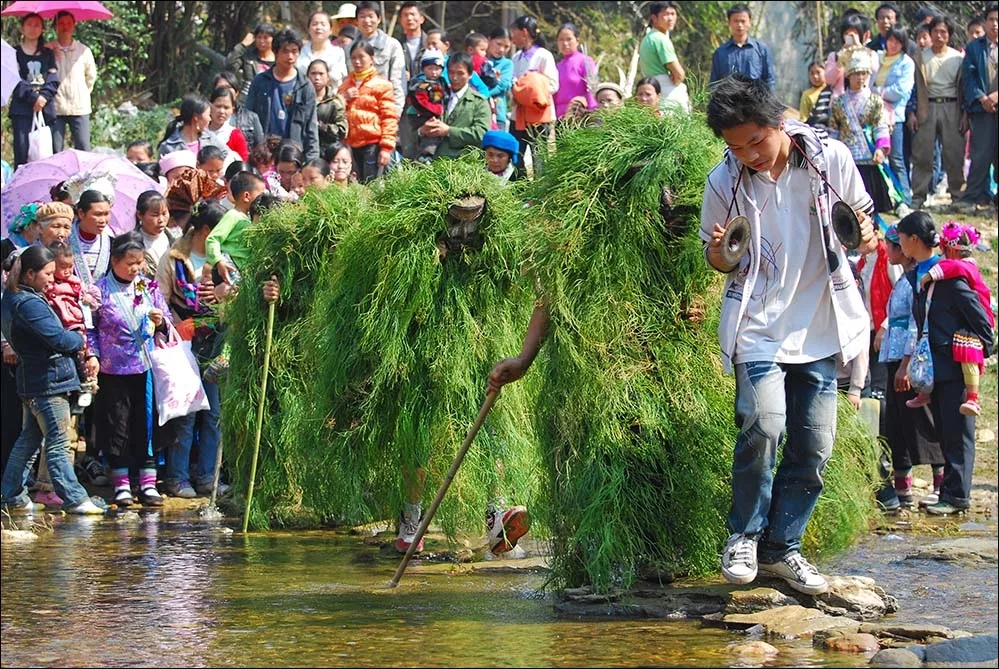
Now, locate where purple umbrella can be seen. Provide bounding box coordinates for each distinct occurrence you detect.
[1,39,18,107]
[1,149,162,237]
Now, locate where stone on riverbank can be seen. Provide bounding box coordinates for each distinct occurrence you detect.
[905,538,998,566]
[822,632,881,653]
[869,634,998,667]
[723,605,860,639]
[870,648,924,666]
[730,641,779,657]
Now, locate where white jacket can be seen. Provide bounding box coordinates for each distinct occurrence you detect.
[699,121,873,374]
[45,39,96,116]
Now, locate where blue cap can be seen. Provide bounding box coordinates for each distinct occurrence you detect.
[481,130,519,165]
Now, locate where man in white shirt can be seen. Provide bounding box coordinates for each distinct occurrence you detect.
[700,75,878,597]
[908,16,966,210]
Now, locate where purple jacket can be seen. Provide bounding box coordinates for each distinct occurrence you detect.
[87,273,170,376]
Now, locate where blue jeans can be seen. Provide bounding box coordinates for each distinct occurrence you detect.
[889,122,912,206]
[729,357,838,564]
[51,114,91,153]
[1,395,90,508]
[165,379,220,488]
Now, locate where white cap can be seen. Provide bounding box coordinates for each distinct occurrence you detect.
[331,3,357,20]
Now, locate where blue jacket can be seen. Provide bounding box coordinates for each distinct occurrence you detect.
[709,37,776,91]
[963,36,996,114]
[245,68,320,161]
[873,53,914,124]
[1,286,84,398]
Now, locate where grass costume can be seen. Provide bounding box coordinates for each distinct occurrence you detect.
[307,158,539,544]
[490,104,882,591]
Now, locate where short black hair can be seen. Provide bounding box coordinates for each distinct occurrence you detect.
[649,2,678,18]
[727,3,751,20]
[447,51,474,75]
[885,25,909,51]
[127,138,153,157]
[927,15,955,40]
[356,1,381,18]
[706,74,784,137]
[338,25,361,41]
[250,192,281,220]
[464,32,487,49]
[988,2,999,17]
[636,76,661,94]
[254,22,276,37]
[230,171,265,199]
[874,3,899,20]
[273,28,302,53]
[197,144,226,165]
[110,230,145,259]
[399,2,422,14]
[840,12,869,40]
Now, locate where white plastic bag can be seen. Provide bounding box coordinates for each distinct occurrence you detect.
[150,325,210,425]
[27,112,53,162]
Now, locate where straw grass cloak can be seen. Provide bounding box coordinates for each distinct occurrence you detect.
[516,105,881,591]
[305,158,541,536]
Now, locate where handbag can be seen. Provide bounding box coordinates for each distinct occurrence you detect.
[908,283,935,394]
[149,322,211,425]
[27,111,53,162]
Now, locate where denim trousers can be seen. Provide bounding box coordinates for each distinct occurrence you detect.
[729,357,838,563]
[889,122,912,206]
[51,114,91,153]
[165,379,221,488]
[1,395,90,508]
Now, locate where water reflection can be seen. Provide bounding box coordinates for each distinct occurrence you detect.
[4,514,989,668]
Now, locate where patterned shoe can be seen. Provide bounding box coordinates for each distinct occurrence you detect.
[486,505,530,554]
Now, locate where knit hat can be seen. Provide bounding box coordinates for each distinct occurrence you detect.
[35,202,75,225]
[481,130,520,165]
[159,150,197,178]
[594,82,625,101]
[884,225,899,244]
[421,48,445,69]
[845,50,872,78]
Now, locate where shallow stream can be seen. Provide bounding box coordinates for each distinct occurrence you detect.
[2,512,995,667]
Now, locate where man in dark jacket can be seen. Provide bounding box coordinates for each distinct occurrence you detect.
[958,2,998,210]
[245,28,320,161]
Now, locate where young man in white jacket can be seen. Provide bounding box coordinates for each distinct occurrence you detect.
[46,11,96,152]
[699,75,878,596]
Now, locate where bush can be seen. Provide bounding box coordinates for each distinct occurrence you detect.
[90,104,177,152]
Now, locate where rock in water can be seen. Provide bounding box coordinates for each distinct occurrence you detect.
[869,648,923,667]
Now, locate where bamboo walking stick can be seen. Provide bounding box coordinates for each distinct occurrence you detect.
[388,389,500,588]
[242,299,277,534]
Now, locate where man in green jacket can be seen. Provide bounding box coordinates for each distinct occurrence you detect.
[420,52,491,160]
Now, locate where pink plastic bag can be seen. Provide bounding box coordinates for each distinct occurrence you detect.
[150,325,210,425]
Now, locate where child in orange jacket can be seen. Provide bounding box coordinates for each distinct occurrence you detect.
[340,41,399,183]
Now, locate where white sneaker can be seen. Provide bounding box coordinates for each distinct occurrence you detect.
[721,533,758,585]
[759,552,828,595]
[486,505,530,553]
[918,492,939,507]
[394,504,424,554]
[66,498,106,515]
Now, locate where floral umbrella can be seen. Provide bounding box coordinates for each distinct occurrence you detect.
[1,149,161,237]
[0,1,113,21]
[1,39,18,107]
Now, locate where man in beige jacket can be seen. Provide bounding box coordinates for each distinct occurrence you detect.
[46,11,97,152]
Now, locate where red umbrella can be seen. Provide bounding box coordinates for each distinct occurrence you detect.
[1,1,113,21]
